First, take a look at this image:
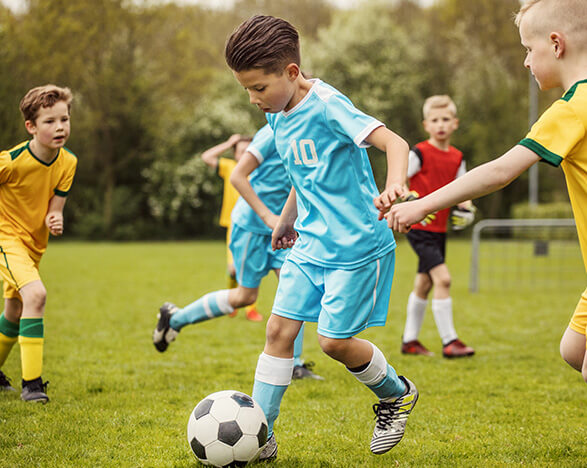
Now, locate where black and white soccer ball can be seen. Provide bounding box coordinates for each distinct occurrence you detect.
[187,390,268,467]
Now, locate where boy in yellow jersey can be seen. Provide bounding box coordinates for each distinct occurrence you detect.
[0,85,77,402]
[201,134,262,321]
[388,0,587,384]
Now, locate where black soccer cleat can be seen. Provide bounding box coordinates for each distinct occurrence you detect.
[152,302,179,352]
[21,377,49,403]
[292,362,324,380]
[0,370,16,392]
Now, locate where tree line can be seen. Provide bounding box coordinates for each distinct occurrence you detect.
[0,0,569,240]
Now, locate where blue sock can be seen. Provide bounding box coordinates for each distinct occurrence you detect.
[293,323,305,367]
[252,353,294,438]
[170,290,233,331]
[367,364,405,399]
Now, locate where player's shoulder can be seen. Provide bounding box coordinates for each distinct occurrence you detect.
[61,146,78,164]
[557,79,587,123]
[3,141,29,161]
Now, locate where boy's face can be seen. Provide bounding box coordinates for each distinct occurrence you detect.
[233,66,297,113]
[25,101,70,150]
[422,108,458,143]
[519,12,560,90]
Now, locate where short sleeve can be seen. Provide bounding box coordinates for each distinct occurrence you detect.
[0,151,11,185]
[324,93,384,148]
[247,124,276,164]
[519,100,585,167]
[54,154,77,196]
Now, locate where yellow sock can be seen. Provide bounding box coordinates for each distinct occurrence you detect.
[245,302,258,312]
[0,313,19,367]
[227,275,238,290]
[0,333,18,367]
[19,318,44,381]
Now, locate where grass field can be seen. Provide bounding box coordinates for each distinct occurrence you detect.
[0,240,585,467]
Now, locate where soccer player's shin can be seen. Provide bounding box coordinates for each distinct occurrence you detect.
[252,352,293,438]
[19,318,44,381]
[170,290,234,331]
[0,313,19,367]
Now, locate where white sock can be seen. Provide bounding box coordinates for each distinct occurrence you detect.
[432,297,458,345]
[403,292,428,342]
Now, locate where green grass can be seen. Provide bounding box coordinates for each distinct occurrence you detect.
[0,240,585,467]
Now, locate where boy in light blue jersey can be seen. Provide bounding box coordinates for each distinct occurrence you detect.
[225,15,418,459]
[152,124,322,379]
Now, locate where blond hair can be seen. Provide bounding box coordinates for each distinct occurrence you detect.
[422,95,457,119]
[19,84,73,122]
[515,0,587,46]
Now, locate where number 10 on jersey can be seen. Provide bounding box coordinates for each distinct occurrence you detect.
[290,139,319,165]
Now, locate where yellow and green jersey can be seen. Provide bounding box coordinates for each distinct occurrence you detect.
[519,79,587,271]
[0,141,77,257]
[217,157,239,228]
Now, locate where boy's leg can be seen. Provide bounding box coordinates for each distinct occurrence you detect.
[153,286,257,352]
[292,323,324,380]
[18,281,49,403]
[0,298,21,392]
[402,273,433,356]
[429,264,474,358]
[252,315,302,459]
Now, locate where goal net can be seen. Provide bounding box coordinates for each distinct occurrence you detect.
[469,219,585,292]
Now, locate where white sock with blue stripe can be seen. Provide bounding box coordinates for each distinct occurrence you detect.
[252,352,293,438]
[349,343,406,399]
[169,289,234,331]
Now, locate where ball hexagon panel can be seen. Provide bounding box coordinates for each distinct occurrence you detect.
[190,413,219,447]
[236,406,266,435]
[204,440,234,467]
[209,397,240,422]
[232,434,263,462]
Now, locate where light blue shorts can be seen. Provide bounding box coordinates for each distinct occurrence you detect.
[272,250,395,339]
[229,224,287,288]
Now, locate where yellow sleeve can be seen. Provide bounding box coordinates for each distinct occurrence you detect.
[0,151,12,185]
[519,100,585,167]
[55,151,78,196]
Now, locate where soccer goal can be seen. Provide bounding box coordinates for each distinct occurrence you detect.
[469,218,585,292]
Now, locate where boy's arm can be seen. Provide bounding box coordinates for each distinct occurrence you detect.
[230,152,279,229]
[387,145,541,232]
[366,126,410,218]
[201,134,241,169]
[272,188,298,250]
[45,195,67,236]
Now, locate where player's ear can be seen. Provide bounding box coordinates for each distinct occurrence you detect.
[453,118,459,130]
[284,63,300,81]
[550,31,565,58]
[24,120,37,135]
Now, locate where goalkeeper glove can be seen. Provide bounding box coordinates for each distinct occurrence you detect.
[401,191,436,226]
[451,205,477,230]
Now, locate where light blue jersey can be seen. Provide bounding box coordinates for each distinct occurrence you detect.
[265,79,395,269]
[231,124,291,235]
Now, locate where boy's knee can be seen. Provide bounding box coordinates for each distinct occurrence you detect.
[317,336,345,358]
[20,282,47,310]
[232,287,258,308]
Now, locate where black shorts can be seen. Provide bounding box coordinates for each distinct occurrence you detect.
[406,230,446,273]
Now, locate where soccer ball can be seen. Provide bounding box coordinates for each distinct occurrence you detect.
[187,390,268,467]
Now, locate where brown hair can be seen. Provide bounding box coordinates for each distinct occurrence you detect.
[19,84,73,122]
[225,15,300,74]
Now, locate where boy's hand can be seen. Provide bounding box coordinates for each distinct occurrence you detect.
[272,221,298,250]
[45,211,64,236]
[401,191,436,226]
[386,199,431,233]
[374,183,407,220]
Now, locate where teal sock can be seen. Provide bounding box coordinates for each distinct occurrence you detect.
[293,323,305,367]
[367,364,406,399]
[170,290,233,331]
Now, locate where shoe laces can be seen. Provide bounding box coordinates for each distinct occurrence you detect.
[372,399,402,431]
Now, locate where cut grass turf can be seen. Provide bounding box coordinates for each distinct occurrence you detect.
[0,240,585,467]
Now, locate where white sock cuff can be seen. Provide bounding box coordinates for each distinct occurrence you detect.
[432,297,452,308]
[351,343,388,386]
[409,292,428,307]
[215,289,234,314]
[254,352,294,386]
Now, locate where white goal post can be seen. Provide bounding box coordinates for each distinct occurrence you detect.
[469,218,581,293]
